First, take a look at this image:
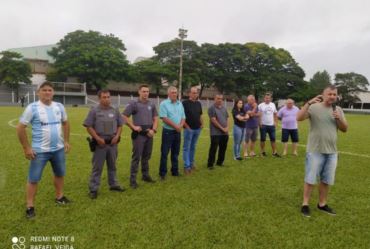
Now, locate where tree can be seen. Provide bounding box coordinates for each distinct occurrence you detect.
[198,42,305,100]
[133,58,175,95]
[200,43,252,96]
[153,39,203,96]
[48,30,130,90]
[334,72,369,107]
[244,43,305,100]
[0,51,32,101]
[309,70,331,93]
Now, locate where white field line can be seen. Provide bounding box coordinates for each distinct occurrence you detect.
[7,118,370,159]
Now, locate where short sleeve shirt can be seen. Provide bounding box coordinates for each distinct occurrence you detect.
[277,106,299,129]
[159,99,186,130]
[208,104,229,136]
[306,103,346,153]
[83,104,123,138]
[258,102,277,126]
[19,101,67,153]
[244,104,259,129]
[232,108,246,128]
[123,99,158,127]
[182,99,202,129]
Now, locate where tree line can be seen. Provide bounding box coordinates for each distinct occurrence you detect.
[0,30,368,106]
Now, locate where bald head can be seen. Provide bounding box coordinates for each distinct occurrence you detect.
[188,86,199,101]
[286,98,294,109]
[247,95,255,104]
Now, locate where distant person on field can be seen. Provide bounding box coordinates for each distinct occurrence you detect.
[16,81,71,219]
[277,98,300,156]
[258,93,280,157]
[207,94,229,169]
[243,95,259,158]
[232,99,248,160]
[297,85,348,217]
[20,96,25,107]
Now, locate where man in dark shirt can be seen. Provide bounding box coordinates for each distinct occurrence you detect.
[182,86,203,175]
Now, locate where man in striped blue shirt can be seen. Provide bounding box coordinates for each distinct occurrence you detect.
[17,81,71,218]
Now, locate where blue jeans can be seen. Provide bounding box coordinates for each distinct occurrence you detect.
[159,128,181,176]
[305,152,338,185]
[233,125,245,158]
[183,128,201,168]
[28,148,66,183]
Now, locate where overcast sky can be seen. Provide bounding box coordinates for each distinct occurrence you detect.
[1,0,370,81]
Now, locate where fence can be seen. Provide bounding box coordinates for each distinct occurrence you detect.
[86,94,235,110]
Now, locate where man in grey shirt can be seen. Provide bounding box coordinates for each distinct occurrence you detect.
[207,94,229,169]
[297,85,348,217]
[83,90,125,199]
[123,84,158,188]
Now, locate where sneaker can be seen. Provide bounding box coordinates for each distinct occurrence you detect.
[142,176,156,183]
[236,157,243,161]
[26,207,35,219]
[272,153,281,158]
[55,196,71,205]
[159,175,166,181]
[130,182,138,189]
[208,166,214,170]
[261,152,267,157]
[301,205,311,217]
[317,204,336,215]
[216,162,224,166]
[109,186,125,192]
[89,191,98,199]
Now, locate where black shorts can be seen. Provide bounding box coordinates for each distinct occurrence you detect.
[260,125,276,142]
[281,129,299,143]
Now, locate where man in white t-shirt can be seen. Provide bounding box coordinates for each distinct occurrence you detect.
[258,93,280,157]
[16,81,71,219]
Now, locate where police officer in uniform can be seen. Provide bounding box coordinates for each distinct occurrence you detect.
[123,84,158,188]
[83,90,125,199]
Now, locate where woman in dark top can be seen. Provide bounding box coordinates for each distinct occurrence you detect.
[232,99,249,160]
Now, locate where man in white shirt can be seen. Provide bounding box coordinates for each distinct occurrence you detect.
[258,93,280,157]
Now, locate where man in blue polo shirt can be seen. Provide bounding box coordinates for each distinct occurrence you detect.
[159,86,185,180]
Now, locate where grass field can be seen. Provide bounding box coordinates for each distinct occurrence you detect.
[0,106,369,249]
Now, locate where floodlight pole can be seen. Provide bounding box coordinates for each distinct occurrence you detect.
[178,28,188,100]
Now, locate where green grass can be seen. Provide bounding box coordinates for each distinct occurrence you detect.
[0,106,369,249]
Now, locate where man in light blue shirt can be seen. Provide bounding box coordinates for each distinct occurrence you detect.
[159,86,185,180]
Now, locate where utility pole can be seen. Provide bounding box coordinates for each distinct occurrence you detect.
[178,28,188,100]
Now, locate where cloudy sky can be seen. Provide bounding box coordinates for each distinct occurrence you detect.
[1,0,370,81]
